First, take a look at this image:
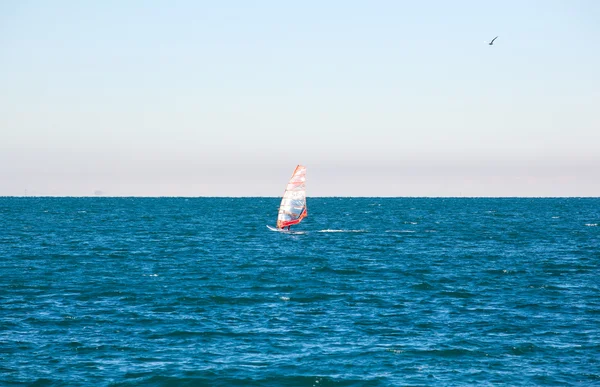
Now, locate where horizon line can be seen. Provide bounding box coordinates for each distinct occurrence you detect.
[2,195,599,199]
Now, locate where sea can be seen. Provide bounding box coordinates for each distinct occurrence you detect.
[1,197,599,386]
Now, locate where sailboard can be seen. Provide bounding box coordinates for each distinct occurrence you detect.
[268,165,307,231]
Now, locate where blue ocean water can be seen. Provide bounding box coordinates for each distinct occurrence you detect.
[1,197,599,386]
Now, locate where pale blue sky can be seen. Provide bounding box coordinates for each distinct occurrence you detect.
[1,1,599,196]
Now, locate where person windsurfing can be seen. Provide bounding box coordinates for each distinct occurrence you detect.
[270,165,307,232]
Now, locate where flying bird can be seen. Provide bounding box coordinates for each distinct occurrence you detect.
[488,36,498,45]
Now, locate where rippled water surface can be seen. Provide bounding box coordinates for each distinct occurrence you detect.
[1,197,599,386]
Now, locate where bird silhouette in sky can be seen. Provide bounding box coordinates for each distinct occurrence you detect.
[488,36,498,45]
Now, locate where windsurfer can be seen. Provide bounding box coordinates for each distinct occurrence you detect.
[271,165,307,233]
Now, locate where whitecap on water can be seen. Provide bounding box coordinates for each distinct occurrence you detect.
[385,348,404,354]
[318,229,367,233]
[585,223,598,227]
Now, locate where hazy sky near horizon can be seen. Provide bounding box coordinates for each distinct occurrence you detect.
[1,1,599,196]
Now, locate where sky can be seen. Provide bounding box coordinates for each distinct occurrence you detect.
[1,0,599,196]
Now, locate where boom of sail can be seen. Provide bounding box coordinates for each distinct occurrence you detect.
[276,165,307,229]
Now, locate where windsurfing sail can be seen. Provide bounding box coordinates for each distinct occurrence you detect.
[276,165,307,229]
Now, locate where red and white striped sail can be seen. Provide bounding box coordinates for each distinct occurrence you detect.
[276,165,307,229]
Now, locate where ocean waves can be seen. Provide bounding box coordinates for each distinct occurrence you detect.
[1,197,599,386]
